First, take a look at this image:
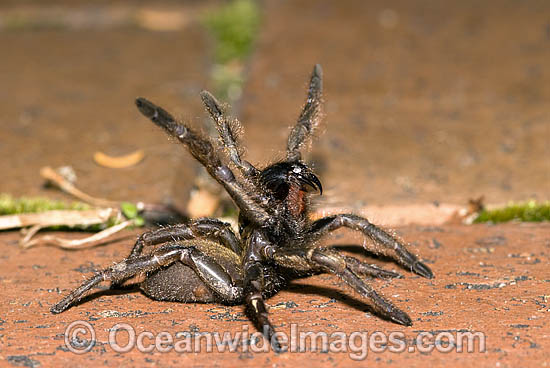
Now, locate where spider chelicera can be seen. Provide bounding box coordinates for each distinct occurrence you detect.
[51,64,433,352]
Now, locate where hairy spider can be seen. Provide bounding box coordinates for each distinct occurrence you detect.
[51,65,433,352]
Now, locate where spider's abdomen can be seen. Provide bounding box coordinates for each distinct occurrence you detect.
[141,263,217,303]
[141,240,243,304]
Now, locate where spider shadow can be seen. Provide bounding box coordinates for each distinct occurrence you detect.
[284,280,398,325]
[64,283,143,310]
[286,281,368,310]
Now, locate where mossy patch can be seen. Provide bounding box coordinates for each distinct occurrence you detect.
[473,200,550,223]
[202,0,260,101]
[203,0,260,64]
[0,194,144,231]
[0,193,90,215]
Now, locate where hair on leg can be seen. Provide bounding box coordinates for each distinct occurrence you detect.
[135,97,272,226]
[128,218,242,258]
[307,214,433,278]
[287,64,324,161]
[200,90,259,178]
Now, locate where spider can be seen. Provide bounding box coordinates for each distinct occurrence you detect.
[51,64,433,352]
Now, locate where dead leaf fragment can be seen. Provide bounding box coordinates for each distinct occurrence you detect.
[94,150,145,169]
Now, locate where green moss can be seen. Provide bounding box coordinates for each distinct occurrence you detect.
[202,0,260,101]
[0,193,90,215]
[473,200,550,223]
[3,15,66,31]
[0,194,145,232]
[120,201,145,227]
[203,0,260,64]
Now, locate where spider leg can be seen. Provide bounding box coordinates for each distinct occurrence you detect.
[200,90,259,178]
[307,214,434,279]
[51,244,243,314]
[287,64,323,161]
[342,255,402,279]
[128,218,241,258]
[135,98,271,226]
[244,262,286,353]
[271,248,412,326]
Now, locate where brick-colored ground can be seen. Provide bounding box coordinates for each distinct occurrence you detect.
[1,223,549,366]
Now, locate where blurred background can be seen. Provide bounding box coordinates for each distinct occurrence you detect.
[1,0,548,224]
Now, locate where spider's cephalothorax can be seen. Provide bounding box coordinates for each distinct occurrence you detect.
[258,161,322,238]
[51,65,434,353]
[261,161,322,204]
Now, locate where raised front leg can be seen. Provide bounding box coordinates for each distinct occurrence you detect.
[287,64,324,161]
[200,90,259,178]
[135,98,271,226]
[308,214,433,278]
[51,244,243,314]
